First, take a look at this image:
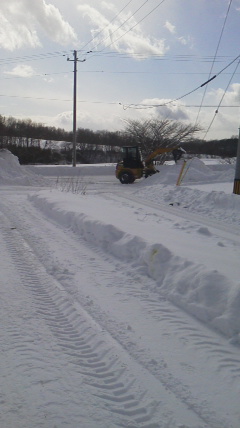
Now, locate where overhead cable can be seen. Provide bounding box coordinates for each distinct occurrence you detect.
[0,51,237,68]
[0,50,73,66]
[120,53,240,109]
[88,0,168,58]
[105,0,168,51]
[1,91,240,110]
[86,0,150,56]
[78,0,135,52]
[202,57,240,140]
[195,0,233,124]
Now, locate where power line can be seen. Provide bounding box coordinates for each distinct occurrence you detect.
[120,53,240,109]
[96,53,234,61]
[0,49,238,68]
[85,0,150,55]
[0,94,72,102]
[2,53,239,106]
[106,0,168,51]
[77,70,240,75]
[87,0,168,59]
[202,57,240,140]
[0,92,122,105]
[2,91,240,109]
[2,69,240,80]
[78,0,135,52]
[1,71,72,80]
[195,0,233,124]
[0,50,73,67]
[0,2,166,66]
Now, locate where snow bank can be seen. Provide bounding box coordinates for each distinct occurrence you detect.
[134,159,240,226]
[134,184,240,226]
[141,157,235,185]
[26,163,115,176]
[29,189,240,344]
[0,150,47,186]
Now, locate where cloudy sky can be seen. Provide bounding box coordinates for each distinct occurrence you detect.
[0,0,240,140]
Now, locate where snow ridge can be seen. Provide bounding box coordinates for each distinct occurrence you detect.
[30,190,240,344]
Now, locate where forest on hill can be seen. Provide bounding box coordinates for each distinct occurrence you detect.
[0,115,237,164]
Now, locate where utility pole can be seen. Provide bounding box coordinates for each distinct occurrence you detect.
[67,50,85,167]
[233,127,240,194]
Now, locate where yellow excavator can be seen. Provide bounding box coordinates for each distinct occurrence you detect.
[115,145,185,184]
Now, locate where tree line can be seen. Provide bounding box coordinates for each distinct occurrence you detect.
[0,115,237,164]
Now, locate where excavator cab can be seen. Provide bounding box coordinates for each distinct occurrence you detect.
[122,146,144,169]
[116,146,144,184]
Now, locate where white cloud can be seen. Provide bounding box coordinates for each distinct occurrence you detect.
[222,83,240,104]
[134,94,239,140]
[77,4,168,58]
[164,19,193,48]
[236,0,240,12]
[26,0,77,45]
[0,0,77,50]
[100,1,116,12]
[55,108,122,132]
[79,4,110,38]
[206,83,240,106]
[0,11,41,50]
[178,36,187,45]
[5,64,36,78]
[185,84,240,139]
[164,20,176,34]
[136,98,190,121]
[56,111,73,129]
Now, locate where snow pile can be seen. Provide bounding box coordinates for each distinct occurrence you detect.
[181,157,234,183]
[135,183,240,225]
[134,158,239,225]
[144,157,235,185]
[0,150,47,185]
[29,186,240,344]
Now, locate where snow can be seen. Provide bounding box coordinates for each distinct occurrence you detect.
[1,149,240,428]
[0,149,47,186]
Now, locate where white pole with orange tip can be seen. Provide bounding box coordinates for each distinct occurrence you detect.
[176,160,187,186]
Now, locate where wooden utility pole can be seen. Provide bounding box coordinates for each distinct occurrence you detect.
[68,50,85,167]
[233,127,240,194]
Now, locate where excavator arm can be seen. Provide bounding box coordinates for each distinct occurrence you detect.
[144,147,176,166]
[145,147,186,167]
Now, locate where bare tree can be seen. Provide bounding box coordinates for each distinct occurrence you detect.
[123,118,202,158]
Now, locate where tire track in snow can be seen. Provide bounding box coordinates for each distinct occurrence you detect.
[5,193,240,383]
[1,194,239,427]
[120,278,240,383]
[129,293,240,380]
[0,208,204,428]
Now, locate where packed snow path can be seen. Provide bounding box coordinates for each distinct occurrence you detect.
[1,184,240,428]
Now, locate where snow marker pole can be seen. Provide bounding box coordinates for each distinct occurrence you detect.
[176,160,187,186]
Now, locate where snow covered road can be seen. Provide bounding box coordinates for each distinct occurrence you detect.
[1,182,240,428]
[1,152,240,427]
